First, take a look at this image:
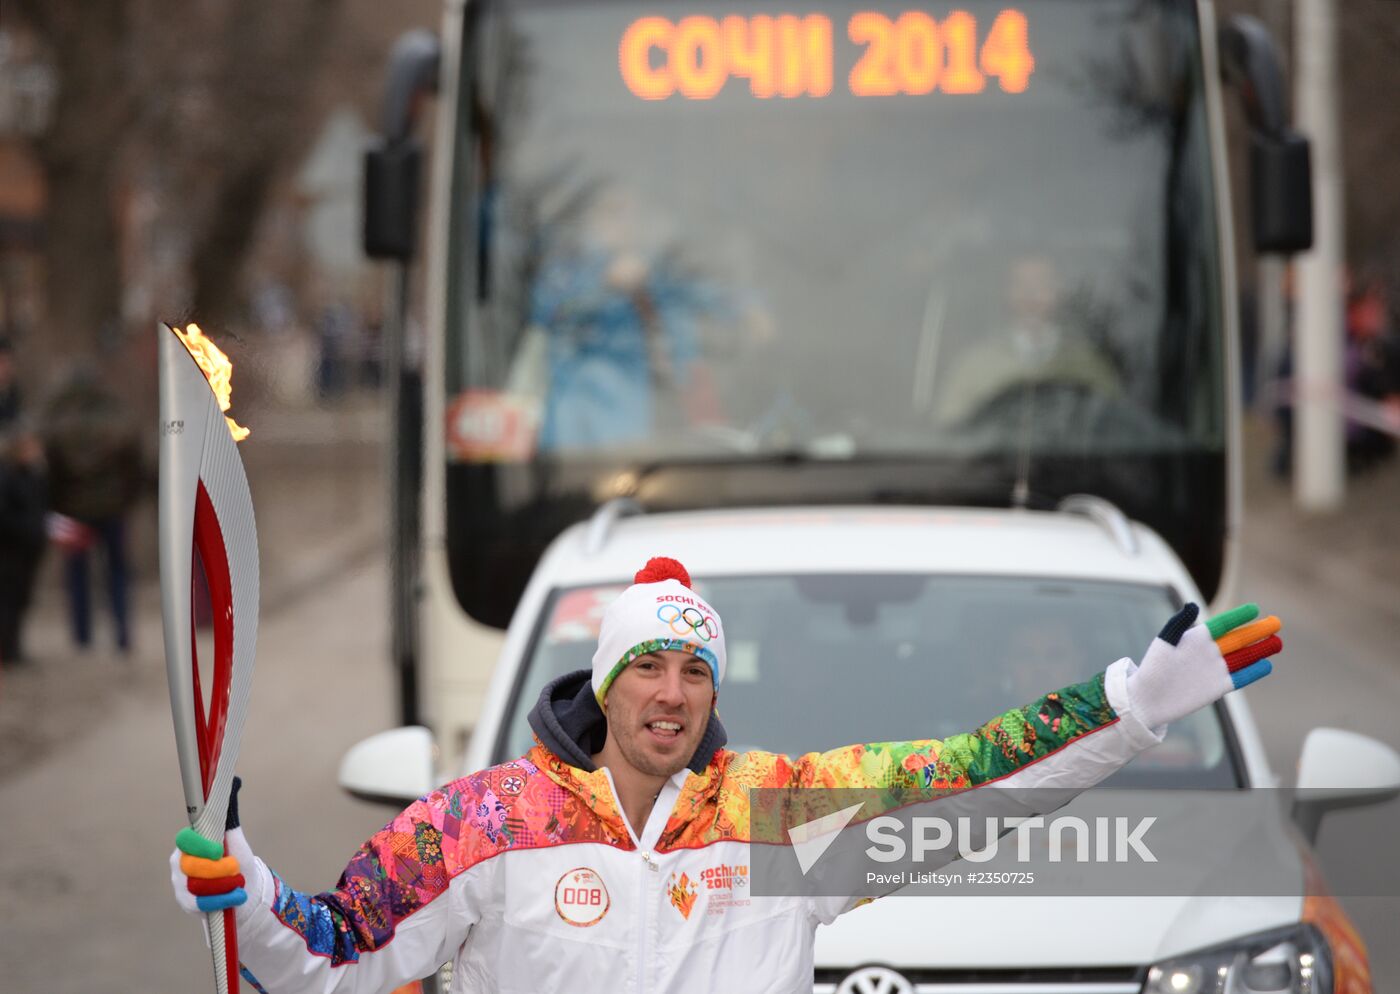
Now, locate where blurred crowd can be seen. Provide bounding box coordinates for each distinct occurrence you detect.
[1266,267,1400,478]
[251,280,388,404]
[0,284,387,670]
[1337,274,1400,471]
[0,341,144,667]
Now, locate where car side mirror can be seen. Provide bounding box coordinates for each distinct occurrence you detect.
[338,726,439,806]
[1291,727,1400,843]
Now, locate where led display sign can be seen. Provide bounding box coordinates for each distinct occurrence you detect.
[619,10,1034,100]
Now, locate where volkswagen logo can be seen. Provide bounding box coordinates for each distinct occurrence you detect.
[836,966,916,994]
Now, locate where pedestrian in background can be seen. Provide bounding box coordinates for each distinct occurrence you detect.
[1345,275,1400,473]
[42,363,144,655]
[0,339,22,429]
[314,297,360,400]
[0,423,49,666]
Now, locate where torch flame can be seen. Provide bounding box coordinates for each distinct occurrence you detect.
[174,323,253,445]
[172,323,249,441]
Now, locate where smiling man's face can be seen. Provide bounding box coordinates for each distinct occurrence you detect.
[601,649,714,779]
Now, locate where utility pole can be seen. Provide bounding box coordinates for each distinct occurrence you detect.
[1293,0,1345,510]
[1255,0,1290,412]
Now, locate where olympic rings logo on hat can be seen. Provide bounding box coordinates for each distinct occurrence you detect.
[656,604,719,642]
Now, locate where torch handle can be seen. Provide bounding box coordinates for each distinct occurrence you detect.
[207,904,239,993]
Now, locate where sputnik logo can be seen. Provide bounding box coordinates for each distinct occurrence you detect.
[788,803,865,874]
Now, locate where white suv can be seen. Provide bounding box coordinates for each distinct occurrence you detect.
[344,499,1400,994]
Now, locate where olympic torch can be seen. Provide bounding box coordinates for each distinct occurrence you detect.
[158,322,259,994]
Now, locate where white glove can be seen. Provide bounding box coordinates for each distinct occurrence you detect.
[1126,602,1282,733]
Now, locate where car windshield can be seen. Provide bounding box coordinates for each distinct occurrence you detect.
[494,574,1239,788]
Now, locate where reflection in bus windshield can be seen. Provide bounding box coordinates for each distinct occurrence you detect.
[509,208,732,452]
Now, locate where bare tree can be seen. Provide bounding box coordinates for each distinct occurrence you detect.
[10,1,136,361]
[175,0,345,326]
[12,0,348,361]
[1335,0,1400,267]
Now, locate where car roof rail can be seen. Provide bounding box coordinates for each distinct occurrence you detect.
[584,497,644,555]
[1056,494,1140,556]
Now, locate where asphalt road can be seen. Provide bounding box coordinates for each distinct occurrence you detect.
[0,430,1396,992]
[1235,490,1400,983]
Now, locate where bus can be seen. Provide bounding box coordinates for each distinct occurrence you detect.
[363,0,1311,761]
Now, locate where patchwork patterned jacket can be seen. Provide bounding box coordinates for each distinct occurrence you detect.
[231,659,1163,993]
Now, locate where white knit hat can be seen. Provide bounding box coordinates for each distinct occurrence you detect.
[591,557,726,704]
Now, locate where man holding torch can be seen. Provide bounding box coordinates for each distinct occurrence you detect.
[170,556,1282,993]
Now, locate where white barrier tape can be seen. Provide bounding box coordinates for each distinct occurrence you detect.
[1271,379,1400,438]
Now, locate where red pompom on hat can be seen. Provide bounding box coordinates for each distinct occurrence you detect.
[634,556,691,588]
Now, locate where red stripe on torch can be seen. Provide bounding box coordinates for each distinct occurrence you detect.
[191,479,242,988]
[191,480,235,797]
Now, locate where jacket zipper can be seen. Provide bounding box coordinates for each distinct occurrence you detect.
[637,849,653,993]
[601,767,656,994]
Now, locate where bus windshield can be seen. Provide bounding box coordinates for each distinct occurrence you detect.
[445,0,1227,625]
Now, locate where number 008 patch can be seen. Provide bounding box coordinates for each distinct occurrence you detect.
[554,867,611,927]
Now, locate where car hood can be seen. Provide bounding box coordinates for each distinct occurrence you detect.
[814,793,1307,969]
[815,891,1304,969]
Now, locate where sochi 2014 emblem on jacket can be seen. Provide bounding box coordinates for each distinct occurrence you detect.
[667,871,699,919]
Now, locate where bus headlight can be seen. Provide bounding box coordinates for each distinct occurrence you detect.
[1145,925,1333,994]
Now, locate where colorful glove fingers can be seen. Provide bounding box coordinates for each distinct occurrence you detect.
[1206,603,1283,690]
[1128,602,1284,731]
[175,826,247,912]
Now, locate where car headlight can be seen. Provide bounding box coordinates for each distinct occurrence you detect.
[1145,925,1333,994]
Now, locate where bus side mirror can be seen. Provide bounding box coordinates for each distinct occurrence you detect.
[1219,15,1313,254]
[363,29,440,262]
[1250,131,1312,254]
[364,140,422,261]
